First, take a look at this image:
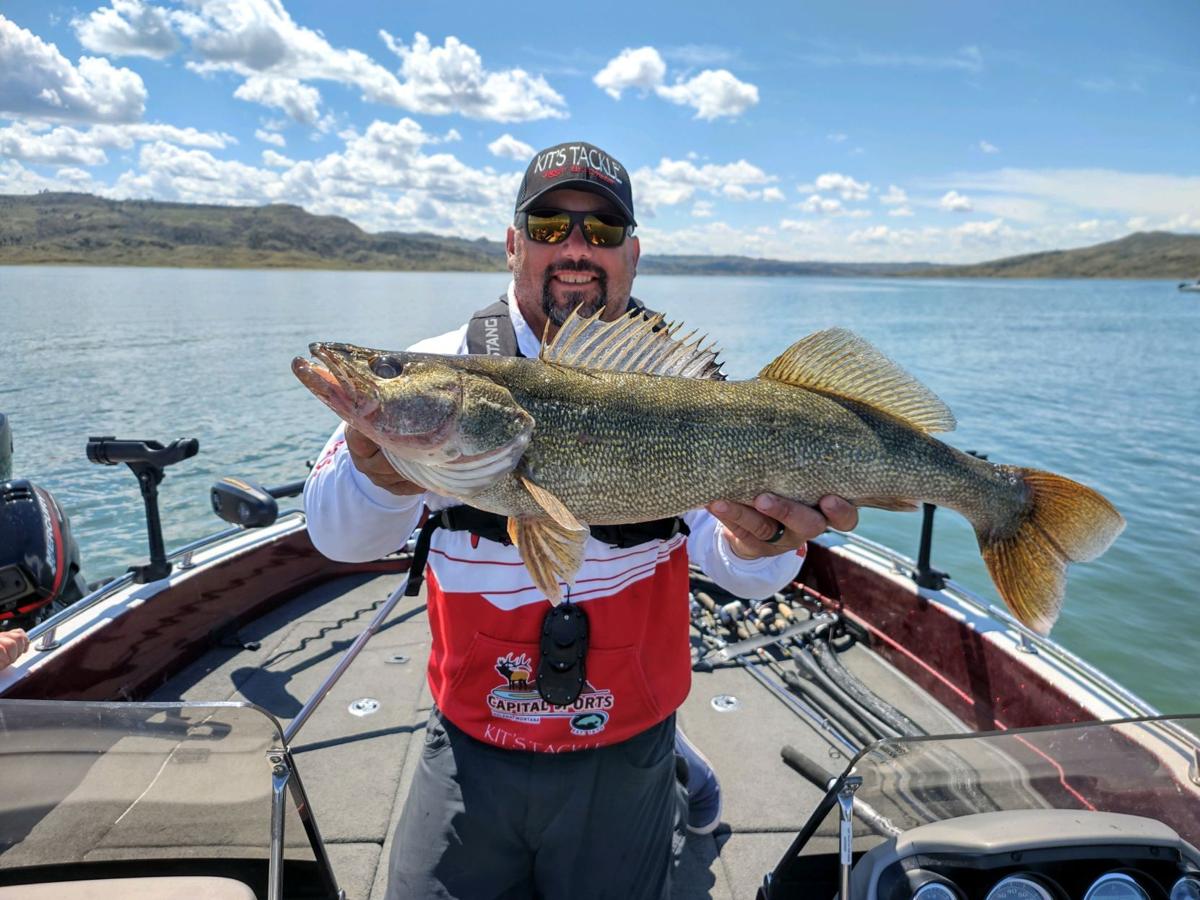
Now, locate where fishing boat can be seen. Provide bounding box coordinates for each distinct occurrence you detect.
[1,430,1197,900]
[1178,280,1200,292]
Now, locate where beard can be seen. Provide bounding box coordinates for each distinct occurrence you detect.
[541,260,609,326]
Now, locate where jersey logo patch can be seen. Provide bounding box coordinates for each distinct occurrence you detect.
[488,651,613,735]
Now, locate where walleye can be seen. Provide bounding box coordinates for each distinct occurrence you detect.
[293,308,1124,634]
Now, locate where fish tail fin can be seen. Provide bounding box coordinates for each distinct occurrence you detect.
[977,468,1124,635]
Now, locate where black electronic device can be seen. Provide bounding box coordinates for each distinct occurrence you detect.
[537,602,589,707]
[211,477,280,528]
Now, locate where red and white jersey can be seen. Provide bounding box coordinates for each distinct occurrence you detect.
[304,285,805,750]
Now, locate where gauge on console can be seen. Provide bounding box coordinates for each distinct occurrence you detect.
[913,882,960,900]
[1084,873,1152,900]
[1170,876,1200,900]
[985,875,1056,900]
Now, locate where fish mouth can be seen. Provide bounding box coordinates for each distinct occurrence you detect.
[292,342,463,453]
[292,343,381,423]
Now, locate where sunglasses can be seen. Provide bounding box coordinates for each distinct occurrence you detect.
[517,208,632,248]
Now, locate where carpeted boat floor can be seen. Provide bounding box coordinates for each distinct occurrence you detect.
[148,572,967,899]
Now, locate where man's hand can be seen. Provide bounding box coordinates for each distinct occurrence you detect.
[0,629,29,669]
[344,427,424,496]
[706,494,858,561]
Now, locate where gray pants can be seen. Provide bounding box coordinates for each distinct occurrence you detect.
[386,707,688,900]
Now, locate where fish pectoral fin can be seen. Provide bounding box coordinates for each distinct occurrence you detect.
[758,328,956,434]
[855,495,922,512]
[518,474,585,532]
[508,516,589,606]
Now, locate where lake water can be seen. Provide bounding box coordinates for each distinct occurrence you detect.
[2,267,1197,714]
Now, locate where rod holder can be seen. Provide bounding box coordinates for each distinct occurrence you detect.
[837,775,863,900]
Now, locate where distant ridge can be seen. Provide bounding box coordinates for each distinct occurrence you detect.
[0,192,919,275]
[907,231,1200,279]
[1,192,1196,278]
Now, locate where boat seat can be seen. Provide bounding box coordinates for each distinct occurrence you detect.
[0,876,255,899]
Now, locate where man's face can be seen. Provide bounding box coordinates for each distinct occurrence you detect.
[506,188,640,337]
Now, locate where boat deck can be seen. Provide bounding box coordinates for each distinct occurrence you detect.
[150,571,968,899]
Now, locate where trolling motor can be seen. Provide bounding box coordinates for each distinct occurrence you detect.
[0,413,89,629]
[87,436,199,583]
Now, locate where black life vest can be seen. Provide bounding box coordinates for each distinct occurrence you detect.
[459,294,688,549]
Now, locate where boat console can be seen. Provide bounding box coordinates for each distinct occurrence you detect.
[853,810,1200,900]
[760,715,1200,900]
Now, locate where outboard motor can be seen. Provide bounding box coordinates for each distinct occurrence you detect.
[0,479,88,631]
[0,414,89,630]
[0,413,11,481]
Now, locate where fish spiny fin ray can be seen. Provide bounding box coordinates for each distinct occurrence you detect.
[540,308,726,380]
[758,328,956,434]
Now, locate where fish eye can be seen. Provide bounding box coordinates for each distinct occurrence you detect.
[369,355,404,379]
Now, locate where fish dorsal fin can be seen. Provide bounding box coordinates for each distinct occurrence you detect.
[541,307,725,380]
[759,328,956,433]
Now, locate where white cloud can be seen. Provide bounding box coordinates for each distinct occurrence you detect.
[691,200,714,218]
[174,2,565,121]
[261,149,295,167]
[72,0,179,60]
[593,46,667,99]
[632,157,777,215]
[0,123,108,165]
[801,44,983,74]
[780,219,813,233]
[487,133,534,161]
[879,185,908,205]
[925,168,1200,223]
[0,14,147,123]
[799,193,844,215]
[979,139,1000,154]
[801,172,871,201]
[593,45,757,120]
[380,31,566,122]
[655,68,759,120]
[888,206,914,217]
[939,190,973,212]
[953,218,1007,237]
[826,132,848,143]
[234,75,324,125]
[762,186,786,202]
[255,128,286,147]
[0,120,235,166]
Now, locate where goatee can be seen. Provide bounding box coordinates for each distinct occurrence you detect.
[542,261,608,326]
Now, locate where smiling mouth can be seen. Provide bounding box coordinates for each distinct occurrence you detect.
[552,272,598,285]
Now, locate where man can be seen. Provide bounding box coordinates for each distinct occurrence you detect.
[303,140,857,899]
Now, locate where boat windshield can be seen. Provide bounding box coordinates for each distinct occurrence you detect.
[791,714,1200,860]
[0,700,318,872]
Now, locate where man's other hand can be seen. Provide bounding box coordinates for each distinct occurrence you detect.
[706,494,858,561]
[345,427,424,496]
[0,629,29,669]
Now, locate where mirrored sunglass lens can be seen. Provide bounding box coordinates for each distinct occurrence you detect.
[583,215,625,247]
[526,212,571,243]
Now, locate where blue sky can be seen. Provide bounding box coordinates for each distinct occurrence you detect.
[1,0,1197,262]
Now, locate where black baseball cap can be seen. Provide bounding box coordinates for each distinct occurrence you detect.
[514,141,637,226]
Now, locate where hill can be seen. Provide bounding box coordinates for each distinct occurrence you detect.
[2,193,1196,278]
[0,192,919,275]
[0,192,505,271]
[908,231,1200,279]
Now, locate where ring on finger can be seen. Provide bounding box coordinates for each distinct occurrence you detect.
[765,522,787,544]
